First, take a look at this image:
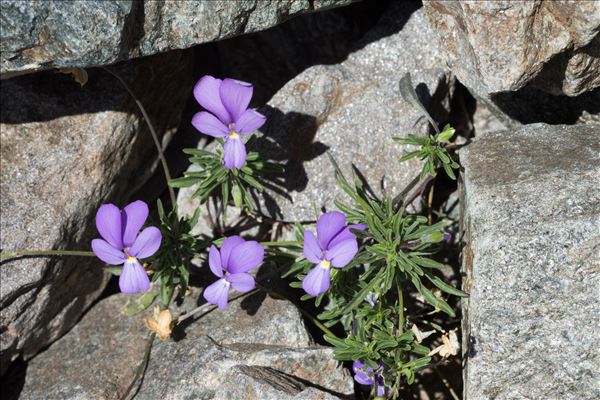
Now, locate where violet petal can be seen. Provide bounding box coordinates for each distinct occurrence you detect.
[203,278,230,310]
[208,245,223,278]
[91,239,126,265]
[220,236,245,269]
[96,204,123,249]
[316,211,346,250]
[302,264,331,296]
[326,238,358,268]
[223,137,247,170]
[192,111,230,137]
[129,227,162,259]
[227,273,255,293]
[352,361,375,386]
[193,75,231,123]
[303,231,323,263]
[227,241,264,273]
[219,78,253,122]
[122,200,149,247]
[119,258,150,294]
[327,227,354,249]
[234,109,266,135]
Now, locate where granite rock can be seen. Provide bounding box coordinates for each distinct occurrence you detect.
[18,290,352,399]
[0,0,353,77]
[0,50,192,374]
[424,0,600,97]
[460,123,600,399]
[213,365,345,400]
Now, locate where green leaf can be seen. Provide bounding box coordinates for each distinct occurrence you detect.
[425,272,468,297]
[436,124,455,143]
[232,183,243,208]
[442,161,457,180]
[168,176,198,188]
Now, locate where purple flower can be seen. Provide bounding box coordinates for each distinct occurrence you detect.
[91,201,162,294]
[203,236,264,309]
[302,211,365,296]
[191,75,266,170]
[352,361,387,397]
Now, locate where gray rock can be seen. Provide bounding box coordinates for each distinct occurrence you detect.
[18,294,149,400]
[0,50,193,374]
[423,0,600,97]
[460,123,600,400]
[181,5,453,223]
[19,290,352,399]
[0,0,353,77]
[137,339,351,400]
[213,365,345,400]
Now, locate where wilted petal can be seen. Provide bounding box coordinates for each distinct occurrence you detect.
[208,245,223,277]
[119,258,150,294]
[234,109,266,135]
[203,278,230,310]
[227,273,255,293]
[228,241,264,273]
[223,137,247,170]
[220,236,245,269]
[302,264,331,296]
[96,204,123,249]
[326,238,358,268]
[303,231,322,263]
[122,200,149,247]
[317,211,346,250]
[129,227,162,259]
[220,78,253,122]
[92,239,126,265]
[191,111,229,137]
[193,75,231,123]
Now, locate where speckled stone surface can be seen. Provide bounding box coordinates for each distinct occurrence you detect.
[460,123,600,400]
[213,365,345,400]
[423,0,600,97]
[18,290,351,399]
[0,0,353,77]
[0,50,192,374]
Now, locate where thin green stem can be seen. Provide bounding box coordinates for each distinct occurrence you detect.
[102,67,177,206]
[1,250,95,261]
[259,241,302,247]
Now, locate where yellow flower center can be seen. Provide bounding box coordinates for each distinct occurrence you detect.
[320,259,331,269]
[229,130,239,139]
[127,256,136,263]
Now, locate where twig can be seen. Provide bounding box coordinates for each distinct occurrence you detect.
[102,67,176,206]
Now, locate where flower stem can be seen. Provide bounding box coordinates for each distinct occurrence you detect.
[102,67,177,206]
[0,250,95,261]
[259,241,302,247]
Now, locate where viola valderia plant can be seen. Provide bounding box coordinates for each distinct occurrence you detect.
[169,76,283,216]
[0,71,465,400]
